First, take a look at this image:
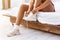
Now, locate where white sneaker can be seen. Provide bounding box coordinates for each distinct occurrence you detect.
[7,24,20,37]
[7,29,20,37]
[23,12,37,21]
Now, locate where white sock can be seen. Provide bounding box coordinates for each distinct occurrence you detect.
[13,24,20,30]
[7,24,20,37]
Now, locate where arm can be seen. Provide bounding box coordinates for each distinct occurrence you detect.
[25,0,35,16]
[35,0,51,11]
[28,0,35,11]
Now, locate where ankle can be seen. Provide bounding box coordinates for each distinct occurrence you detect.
[13,24,20,30]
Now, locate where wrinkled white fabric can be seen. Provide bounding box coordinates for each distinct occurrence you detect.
[37,12,60,25]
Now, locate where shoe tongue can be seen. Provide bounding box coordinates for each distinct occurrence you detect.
[28,12,34,16]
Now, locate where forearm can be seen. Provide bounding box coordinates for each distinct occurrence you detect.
[28,0,35,11]
[36,0,51,11]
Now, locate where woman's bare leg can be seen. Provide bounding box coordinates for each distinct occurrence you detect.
[7,4,29,37]
[39,2,55,12]
[16,4,29,25]
[42,4,55,12]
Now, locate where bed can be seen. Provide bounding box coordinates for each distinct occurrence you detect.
[21,12,60,35]
[3,12,60,35]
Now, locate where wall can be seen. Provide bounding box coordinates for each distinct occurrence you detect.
[11,0,25,8]
[0,0,2,10]
[0,0,24,9]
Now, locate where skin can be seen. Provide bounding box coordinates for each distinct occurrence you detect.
[15,0,55,25]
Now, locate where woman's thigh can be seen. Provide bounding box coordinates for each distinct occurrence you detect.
[39,3,55,12]
[19,4,29,11]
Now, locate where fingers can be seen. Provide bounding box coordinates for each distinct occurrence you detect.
[32,10,36,14]
[25,13,29,17]
[24,11,29,17]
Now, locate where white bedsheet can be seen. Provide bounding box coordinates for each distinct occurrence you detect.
[37,12,60,25]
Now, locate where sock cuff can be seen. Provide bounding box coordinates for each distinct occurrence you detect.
[14,24,19,27]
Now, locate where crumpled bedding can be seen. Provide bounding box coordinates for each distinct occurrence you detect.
[37,12,60,25]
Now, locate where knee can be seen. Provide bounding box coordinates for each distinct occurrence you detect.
[20,4,28,8]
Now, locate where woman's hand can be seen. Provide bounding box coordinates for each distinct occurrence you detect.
[32,9,38,14]
[25,10,30,16]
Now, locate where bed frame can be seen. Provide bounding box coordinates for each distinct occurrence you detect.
[21,20,60,35]
[3,14,60,35]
